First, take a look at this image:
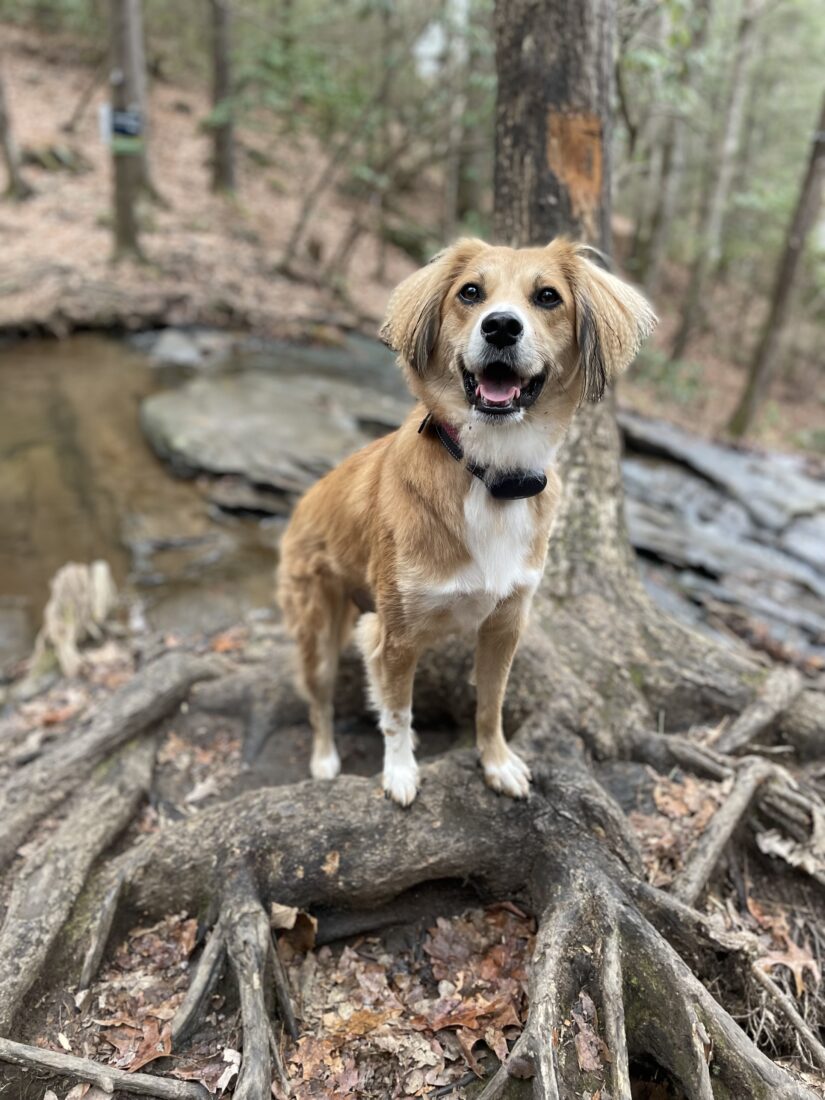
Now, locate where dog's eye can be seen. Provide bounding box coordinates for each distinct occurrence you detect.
[534,286,562,308]
[458,283,483,304]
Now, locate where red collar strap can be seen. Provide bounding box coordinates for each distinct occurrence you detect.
[418,413,547,500]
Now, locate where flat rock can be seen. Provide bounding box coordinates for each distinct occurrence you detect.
[141,371,410,495]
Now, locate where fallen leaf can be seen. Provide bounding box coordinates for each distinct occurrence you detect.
[757,939,821,998]
[271,901,300,930]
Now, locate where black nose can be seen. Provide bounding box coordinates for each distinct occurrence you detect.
[481,311,523,349]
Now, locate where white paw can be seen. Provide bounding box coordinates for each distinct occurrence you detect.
[483,748,532,799]
[310,747,341,780]
[383,760,419,806]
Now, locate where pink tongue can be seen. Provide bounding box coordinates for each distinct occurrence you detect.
[478,379,519,404]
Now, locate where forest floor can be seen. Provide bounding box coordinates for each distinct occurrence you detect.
[4,624,824,1100]
[1,22,824,456]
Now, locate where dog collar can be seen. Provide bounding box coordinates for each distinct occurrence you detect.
[418,413,547,500]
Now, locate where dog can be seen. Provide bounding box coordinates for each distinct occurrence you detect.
[278,238,655,805]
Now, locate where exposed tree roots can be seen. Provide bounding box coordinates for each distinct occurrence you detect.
[1,408,823,1097]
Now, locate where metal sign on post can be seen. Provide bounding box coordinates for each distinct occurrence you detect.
[111,106,144,155]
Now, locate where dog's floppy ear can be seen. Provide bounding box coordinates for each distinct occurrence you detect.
[380,238,485,373]
[567,246,657,403]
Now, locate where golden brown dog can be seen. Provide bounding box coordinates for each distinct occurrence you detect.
[278,238,655,804]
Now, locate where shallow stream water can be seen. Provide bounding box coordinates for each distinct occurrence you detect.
[0,333,280,670]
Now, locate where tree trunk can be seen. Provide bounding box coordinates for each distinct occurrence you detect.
[209,0,235,193]
[0,56,32,200]
[639,0,712,293]
[493,0,612,250]
[109,0,145,259]
[441,0,470,239]
[727,90,825,436]
[671,0,760,359]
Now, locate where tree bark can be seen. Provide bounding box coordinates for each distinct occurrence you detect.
[209,0,235,193]
[671,0,760,359]
[727,89,825,436]
[493,0,613,250]
[0,55,32,200]
[109,0,145,259]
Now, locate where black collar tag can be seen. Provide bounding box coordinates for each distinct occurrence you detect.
[419,413,547,500]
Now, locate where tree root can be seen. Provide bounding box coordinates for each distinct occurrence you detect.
[0,652,220,869]
[0,1036,210,1099]
[171,922,226,1048]
[477,867,816,1100]
[674,758,772,906]
[711,667,804,755]
[224,868,280,1100]
[0,736,158,1032]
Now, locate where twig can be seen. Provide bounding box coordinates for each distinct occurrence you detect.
[0,1036,209,1099]
[601,922,632,1099]
[269,932,299,1040]
[673,759,771,906]
[711,668,802,755]
[171,923,227,1048]
[79,871,126,990]
[751,964,825,1073]
[268,1023,292,1097]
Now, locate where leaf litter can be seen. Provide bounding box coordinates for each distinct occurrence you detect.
[34,903,535,1098]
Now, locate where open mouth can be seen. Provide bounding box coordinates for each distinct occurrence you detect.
[461,361,546,416]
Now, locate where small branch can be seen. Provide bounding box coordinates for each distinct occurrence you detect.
[269,933,299,1040]
[751,964,825,1073]
[711,668,802,755]
[79,870,126,990]
[601,923,632,1100]
[171,923,227,1048]
[673,759,771,906]
[0,1036,210,1099]
[223,868,273,1100]
[269,1023,292,1097]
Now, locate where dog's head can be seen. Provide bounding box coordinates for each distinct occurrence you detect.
[380,238,656,427]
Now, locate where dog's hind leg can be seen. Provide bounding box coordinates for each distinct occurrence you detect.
[284,565,352,780]
[357,613,421,806]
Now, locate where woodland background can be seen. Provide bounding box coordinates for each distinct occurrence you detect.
[0,0,823,444]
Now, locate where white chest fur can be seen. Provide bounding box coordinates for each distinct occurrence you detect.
[457,480,540,599]
[403,481,541,631]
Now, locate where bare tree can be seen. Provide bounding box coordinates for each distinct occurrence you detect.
[441,0,470,239]
[639,0,713,294]
[0,56,32,200]
[209,0,235,193]
[671,0,760,359]
[109,0,144,258]
[728,90,825,436]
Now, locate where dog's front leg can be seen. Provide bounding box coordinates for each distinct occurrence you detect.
[475,592,532,798]
[358,613,421,806]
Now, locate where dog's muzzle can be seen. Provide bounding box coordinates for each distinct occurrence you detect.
[461,359,546,417]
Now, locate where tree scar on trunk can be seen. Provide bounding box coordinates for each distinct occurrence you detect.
[546,110,603,241]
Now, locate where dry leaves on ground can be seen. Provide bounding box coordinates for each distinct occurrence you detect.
[280,903,535,1098]
[628,770,727,887]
